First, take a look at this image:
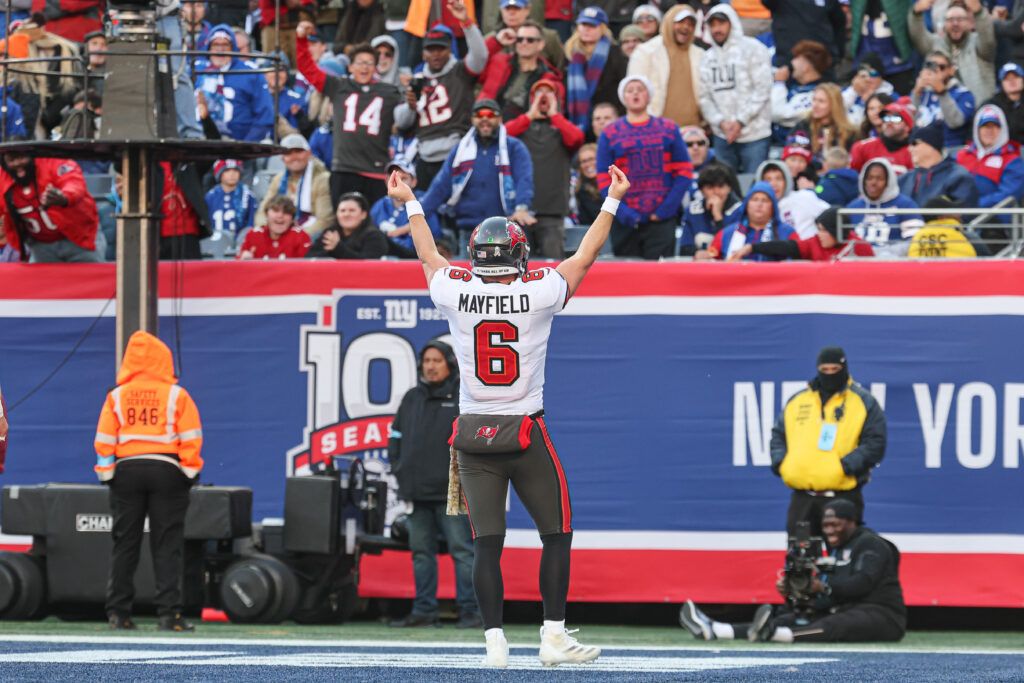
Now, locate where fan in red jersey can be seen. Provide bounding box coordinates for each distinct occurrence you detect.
[0,142,101,263]
[236,195,312,260]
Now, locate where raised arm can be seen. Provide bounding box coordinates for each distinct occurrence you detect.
[556,165,629,298]
[388,171,450,283]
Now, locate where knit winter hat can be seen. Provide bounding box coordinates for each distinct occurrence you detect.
[815,206,841,240]
[909,121,945,153]
[817,346,847,367]
[213,159,242,180]
[782,145,812,162]
[632,3,662,23]
[619,24,647,42]
[617,74,653,106]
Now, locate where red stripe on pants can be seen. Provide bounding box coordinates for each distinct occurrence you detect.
[536,416,572,533]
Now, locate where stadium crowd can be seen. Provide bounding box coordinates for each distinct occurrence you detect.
[0,0,1022,263]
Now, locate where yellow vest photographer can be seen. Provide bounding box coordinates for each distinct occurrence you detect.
[769,346,887,537]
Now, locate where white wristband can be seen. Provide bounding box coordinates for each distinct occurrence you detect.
[601,197,620,215]
[405,200,424,218]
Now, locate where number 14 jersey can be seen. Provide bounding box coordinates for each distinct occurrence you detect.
[430,266,569,415]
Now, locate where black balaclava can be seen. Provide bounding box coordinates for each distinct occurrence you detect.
[814,345,849,399]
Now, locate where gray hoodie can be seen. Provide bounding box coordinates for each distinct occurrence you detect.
[371,35,401,87]
[697,4,773,143]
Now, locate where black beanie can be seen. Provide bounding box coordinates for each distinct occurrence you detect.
[817,346,847,367]
[822,499,858,522]
[816,206,841,240]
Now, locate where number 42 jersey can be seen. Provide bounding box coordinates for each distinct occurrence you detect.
[430,266,569,415]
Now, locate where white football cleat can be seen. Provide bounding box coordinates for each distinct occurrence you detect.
[483,631,509,668]
[538,626,601,666]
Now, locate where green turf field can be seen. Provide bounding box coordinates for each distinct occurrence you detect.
[0,618,1020,652]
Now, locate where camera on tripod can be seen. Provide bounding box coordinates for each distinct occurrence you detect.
[783,521,835,606]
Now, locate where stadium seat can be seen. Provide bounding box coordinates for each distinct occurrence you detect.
[200,230,231,260]
[251,170,279,203]
[84,173,115,198]
[737,173,756,195]
[563,225,612,257]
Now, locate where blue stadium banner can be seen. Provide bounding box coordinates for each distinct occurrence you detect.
[0,260,1022,607]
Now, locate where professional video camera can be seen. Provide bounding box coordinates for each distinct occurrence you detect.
[783,521,835,616]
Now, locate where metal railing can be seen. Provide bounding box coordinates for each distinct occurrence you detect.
[837,198,1023,259]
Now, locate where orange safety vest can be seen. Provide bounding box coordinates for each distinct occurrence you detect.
[94,331,203,482]
[404,0,478,38]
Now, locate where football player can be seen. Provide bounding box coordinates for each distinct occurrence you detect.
[386,163,629,668]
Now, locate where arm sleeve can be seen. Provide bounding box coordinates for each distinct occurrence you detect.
[698,62,725,127]
[907,8,937,57]
[549,113,585,152]
[736,46,773,128]
[394,102,416,130]
[995,4,1024,38]
[974,9,998,60]
[94,393,120,459]
[770,82,795,125]
[950,169,981,206]
[175,388,204,478]
[653,130,692,220]
[295,36,327,92]
[387,403,403,470]
[829,4,847,61]
[510,138,534,208]
[331,229,388,258]
[55,163,89,205]
[463,24,488,75]
[840,393,887,475]
[245,81,277,142]
[769,405,788,475]
[828,539,890,601]
[979,157,1024,207]
[938,88,974,128]
[310,173,335,235]
[596,133,640,226]
[504,113,531,137]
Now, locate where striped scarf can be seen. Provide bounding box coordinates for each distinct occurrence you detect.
[447,125,517,214]
[566,36,610,130]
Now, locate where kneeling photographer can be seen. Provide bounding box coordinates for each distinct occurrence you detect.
[680,500,906,643]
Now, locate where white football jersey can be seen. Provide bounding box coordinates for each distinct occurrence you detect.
[430,265,569,415]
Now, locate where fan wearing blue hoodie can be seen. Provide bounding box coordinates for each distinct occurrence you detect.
[955,104,1024,223]
[698,181,796,261]
[814,146,861,206]
[845,158,922,253]
[194,25,275,142]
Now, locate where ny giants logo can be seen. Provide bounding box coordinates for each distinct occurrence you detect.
[286,290,452,476]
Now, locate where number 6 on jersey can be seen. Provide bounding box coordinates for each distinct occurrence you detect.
[474,321,520,385]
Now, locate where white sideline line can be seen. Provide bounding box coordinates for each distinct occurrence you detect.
[0,635,1020,656]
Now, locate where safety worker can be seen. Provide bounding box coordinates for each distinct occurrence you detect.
[94,331,203,631]
[0,379,7,473]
